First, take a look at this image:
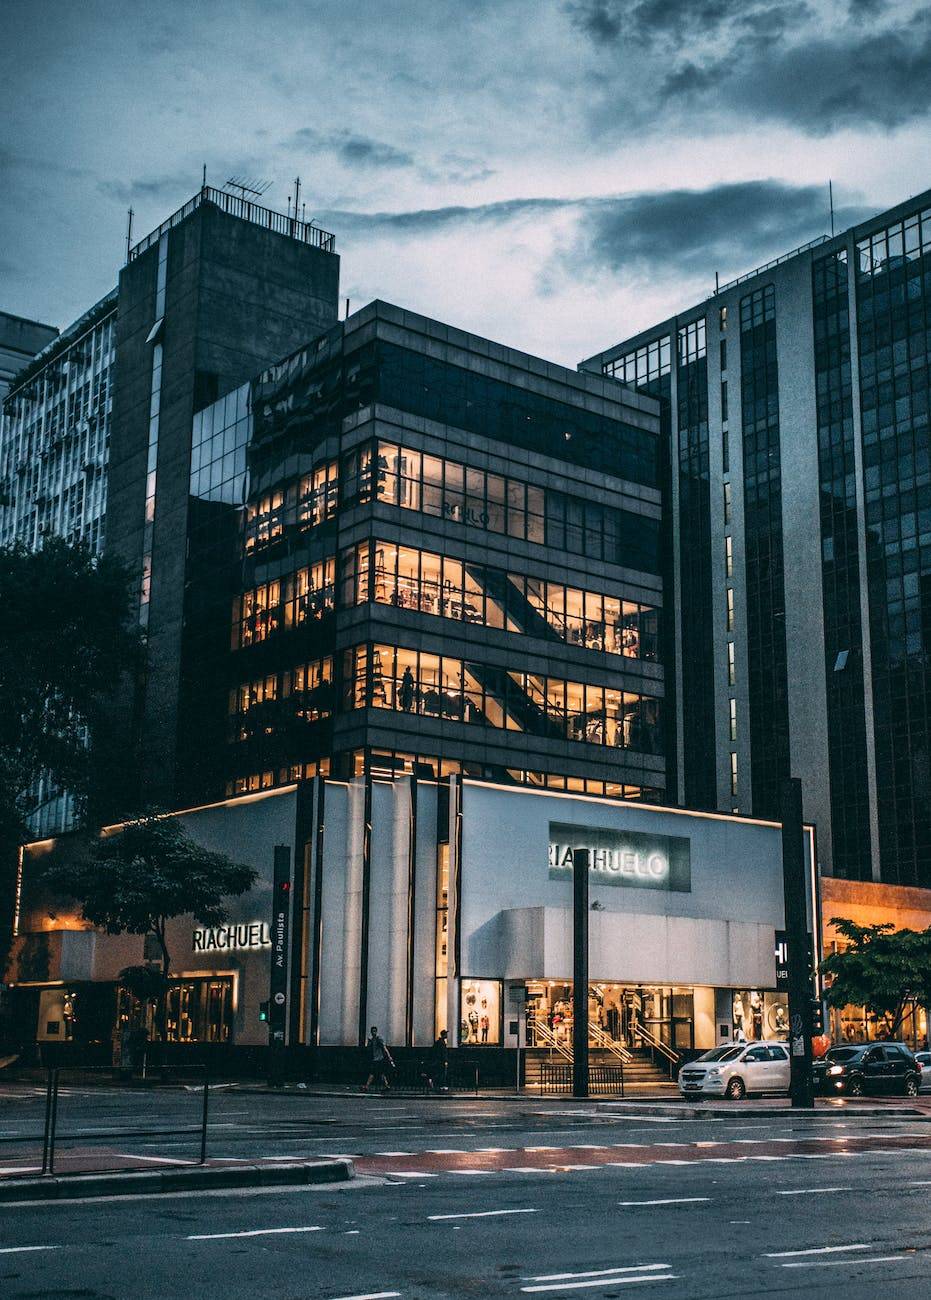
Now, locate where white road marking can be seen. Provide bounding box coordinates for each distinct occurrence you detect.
[781,1255,907,1269]
[777,1187,853,1195]
[0,1165,41,1175]
[0,1245,61,1255]
[764,1244,870,1258]
[429,1207,539,1221]
[449,1169,493,1176]
[503,1166,559,1174]
[327,1292,401,1300]
[375,1152,414,1157]
[618,1197,710,1207]
[522,1272,678,1292]
[187,1226,323,1240]
[524,1265,672,1282]
[385,1171,438,1178]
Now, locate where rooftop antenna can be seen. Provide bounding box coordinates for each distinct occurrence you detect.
[293,176,302,225]
[125,207,134,263]
[829,180,835,238]
[202,163,207,190]
[224,176,272,201]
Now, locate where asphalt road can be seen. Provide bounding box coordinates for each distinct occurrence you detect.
[2,1086,931,1297]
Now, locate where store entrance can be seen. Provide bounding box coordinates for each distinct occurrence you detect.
[525,982,695,1053]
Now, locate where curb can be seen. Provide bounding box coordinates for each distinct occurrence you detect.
[0,1158,353,1203]
[593,1101,929,1118]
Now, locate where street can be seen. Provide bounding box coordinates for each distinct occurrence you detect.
[2,1088,931,1296]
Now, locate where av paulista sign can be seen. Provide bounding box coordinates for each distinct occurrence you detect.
[549,822,691,893]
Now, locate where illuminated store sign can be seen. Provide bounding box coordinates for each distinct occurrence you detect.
[548,822,691,892]
[192,922,271,952]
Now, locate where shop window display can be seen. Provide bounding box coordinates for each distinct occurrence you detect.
[460,979,500,1045]
[731,989,789,1040]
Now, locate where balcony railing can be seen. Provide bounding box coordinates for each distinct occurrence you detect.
[128,186,336,261]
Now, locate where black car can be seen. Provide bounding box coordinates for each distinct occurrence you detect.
[812,1041,921,1097]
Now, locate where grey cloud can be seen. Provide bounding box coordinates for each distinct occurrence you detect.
[97,173,197,204]
[290,127,414,170]
[321,180,873,293]
[318,196,569,238]
[663,12,931,132]
[568,0,764,49]
[568,181,870,282]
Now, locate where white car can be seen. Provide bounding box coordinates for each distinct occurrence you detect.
[913,1050,931,1092]
[678,1041,791,1100]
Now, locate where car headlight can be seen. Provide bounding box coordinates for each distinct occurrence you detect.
[827,1065,844,1076]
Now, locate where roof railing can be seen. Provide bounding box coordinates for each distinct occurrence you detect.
[128,186,336,261]
[714,233,832,294]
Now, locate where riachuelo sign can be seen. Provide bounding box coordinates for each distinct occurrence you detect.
[548,822,691,892]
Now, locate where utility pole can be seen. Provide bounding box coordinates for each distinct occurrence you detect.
[781,778,815,1108]
[572,847,590,1098]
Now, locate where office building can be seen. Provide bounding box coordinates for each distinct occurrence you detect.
[174,301,666,809]
[581,187,931,889]
[0,311,58,405]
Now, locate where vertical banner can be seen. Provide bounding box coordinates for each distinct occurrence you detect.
[269,844,292,1078]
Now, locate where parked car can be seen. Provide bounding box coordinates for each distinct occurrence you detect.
[678,1041,790,1100]
[910,1050,931,1092]
[812,1042,921,1097]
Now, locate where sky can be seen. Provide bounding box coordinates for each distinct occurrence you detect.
[1,0,929,367]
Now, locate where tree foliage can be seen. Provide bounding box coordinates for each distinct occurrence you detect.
[0,537,138,848]
[821,917,931,1034]
[44,815,256,1038]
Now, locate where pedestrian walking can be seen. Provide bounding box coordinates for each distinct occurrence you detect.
[362,1025,395,1090]
[432,1028,449,1091]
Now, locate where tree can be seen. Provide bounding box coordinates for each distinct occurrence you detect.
[43,814,256,1041]
[0,537,138,847]
[821,918,931,1037]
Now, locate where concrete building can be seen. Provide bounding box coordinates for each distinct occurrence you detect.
[581,187,931,890]
[0,311,58,404]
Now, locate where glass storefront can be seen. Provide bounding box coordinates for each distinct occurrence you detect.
[525,982,695,1051]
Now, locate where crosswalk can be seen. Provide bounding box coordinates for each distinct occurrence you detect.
[339,1130,931,1180]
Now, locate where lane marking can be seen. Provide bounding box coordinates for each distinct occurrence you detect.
[522,1275,678,1293]
[618,1197,710,1207]
[385,1171,438,1178]
[429,1208,540,1221]
[781,1255,907,1269]
[0,1245,62,1255]
[523,1265,672,1282]
[328,1293,402,1300]
[765,1244,870,1258]
[777,1187,853,1196]
[186,1226,323,1240]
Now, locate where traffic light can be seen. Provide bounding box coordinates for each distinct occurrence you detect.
[259,999,269,1023]
[810,998,824,1035]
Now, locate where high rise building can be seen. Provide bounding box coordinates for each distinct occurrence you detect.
[0,185,341,833]
[0,311,58,405]
[175,301,666,807]
[582,186,931,888]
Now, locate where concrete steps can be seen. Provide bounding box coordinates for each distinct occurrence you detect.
[522,1046,674,1090]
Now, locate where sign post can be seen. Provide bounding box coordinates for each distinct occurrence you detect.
[781,778,815,1109]
[268,844,292,1088]
[572,847,590,1099]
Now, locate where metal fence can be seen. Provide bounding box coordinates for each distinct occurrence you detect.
[0,1065,210,1180]
[128,186,336,261]
[538,1062,625,1096]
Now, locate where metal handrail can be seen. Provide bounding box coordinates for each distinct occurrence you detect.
[528,1013,573,1062]
[590,1023,632,1063]
[128,186,336,262]
[715,234,831,294]
[631,1023,680,1072]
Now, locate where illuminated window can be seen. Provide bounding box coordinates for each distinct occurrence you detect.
[726,587,735,632]
[729,697,737,742]
[730,751,739,796]
[725,535,733,578]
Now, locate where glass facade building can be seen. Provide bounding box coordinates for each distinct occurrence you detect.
[581,185,931,888]
[178,302,666,807]
[0,291,118,835]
